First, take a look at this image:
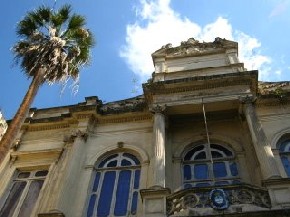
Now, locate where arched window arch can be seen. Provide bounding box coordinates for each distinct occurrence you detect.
[86,152,141,217]
[182,143,239,188]
[279,138,290,177]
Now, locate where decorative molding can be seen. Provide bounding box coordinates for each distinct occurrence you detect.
[259,114,290,122]
[10,148,63,166]
[149,104,167,114]
[140,187,171,200]
[75,113,94,120]
[38,210,65,217]
[11,139,21,151]
[27,123,70,132]
[63,130,88,143]
[167,183,271,215]
[239,95,256,104]
[258,81,290,95]
[262,178,290,186]
[99,96,146,115]
[87,143,150,166]
[256,97,290,107]
[152,37,238,58]
[96,113,152,124]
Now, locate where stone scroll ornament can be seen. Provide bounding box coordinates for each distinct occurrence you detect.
[210,189,229,210]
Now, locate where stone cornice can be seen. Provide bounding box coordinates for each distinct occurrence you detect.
[262,177,290,186]
[140,187,171,199]
[10,148,63,165]
[256,96,290,107]
[143,71,257,97]
[19,95,149,131]
[99,95,147,115]
[22,111,152,132]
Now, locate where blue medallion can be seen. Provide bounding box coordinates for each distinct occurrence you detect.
[210,189,229,210]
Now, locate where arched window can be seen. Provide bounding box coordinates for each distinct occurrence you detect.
[182,144,239,188]
[279,139,290,177]
[86,152,141,217]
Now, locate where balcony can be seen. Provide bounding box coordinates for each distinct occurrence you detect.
[167,183,271,216]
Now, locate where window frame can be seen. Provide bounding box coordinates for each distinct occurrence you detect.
[182,143,240,188]
[278,138,290,177]
[0,169,48,217]
[86,152,141,217]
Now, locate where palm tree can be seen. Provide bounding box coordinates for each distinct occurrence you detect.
[0,4,94,164]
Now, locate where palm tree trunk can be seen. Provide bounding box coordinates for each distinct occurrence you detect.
[0,69,44,164]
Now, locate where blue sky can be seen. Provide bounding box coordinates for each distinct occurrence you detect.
[0,0,290,119]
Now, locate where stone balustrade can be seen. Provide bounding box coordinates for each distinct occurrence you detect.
[167,183,271,216]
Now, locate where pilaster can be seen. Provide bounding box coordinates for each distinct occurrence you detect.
[241,96,281,180]
[37,130,87,216]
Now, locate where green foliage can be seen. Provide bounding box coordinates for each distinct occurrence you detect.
[13,4,95,84]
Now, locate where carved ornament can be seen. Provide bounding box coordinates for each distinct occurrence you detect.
[149,104,167,114]
[167,183,271,215]
[239,95,256,104]
[63,130,88,143]
[152,37,238,58]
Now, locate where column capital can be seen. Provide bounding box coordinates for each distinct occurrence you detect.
[149,104,167,114]
[63,130,88,144]
[239,95,256,104]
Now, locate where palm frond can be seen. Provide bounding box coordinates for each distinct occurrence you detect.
[16,16,37,36]
[30,6,51,28]
[58,4,71,22]
[36,6,51,23]
[67,14,86,30]
[13,4,95,85]
[51,4,71,34]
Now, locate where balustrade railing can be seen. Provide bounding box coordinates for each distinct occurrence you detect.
[167,183,271,215]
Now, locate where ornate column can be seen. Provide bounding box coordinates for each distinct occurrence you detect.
[241,96,280,180]
[140,104,170,217]
[151,104,166,188]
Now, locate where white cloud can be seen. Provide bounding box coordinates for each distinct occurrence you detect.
[120,0,274,81]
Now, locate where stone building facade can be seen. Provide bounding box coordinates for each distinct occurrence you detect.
[0,38,290,217]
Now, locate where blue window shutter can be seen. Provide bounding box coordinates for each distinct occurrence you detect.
[194,164,208,179]
[213,162,227,178]
[134,170,140,189]
[86,194,96,217]
[131,191,138,214]
[230,162,239,176]
[114,170,131,216]
[97,171,116,217]
[92,172,100,192]
[183,165,191,180]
